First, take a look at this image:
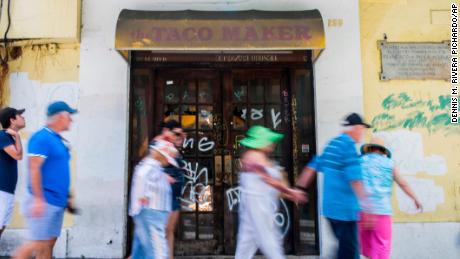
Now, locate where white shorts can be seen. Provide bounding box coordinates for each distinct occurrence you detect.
[0,190,15,227]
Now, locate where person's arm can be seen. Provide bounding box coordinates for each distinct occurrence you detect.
[131,165,149,210]
[295,155,321,198]
[296,166,317,190]
[259,174,306,203]
[243,161,291,193]
[27,133,51,217]
[2,130,22,160]
[350,179,375,229]
[394,167,422,211]
[29,156,46,217]
[259,173,291,194]
[350,180,371,210]
[242,152,306,202]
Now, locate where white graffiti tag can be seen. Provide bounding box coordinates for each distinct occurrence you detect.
[241,108,247,119]
[251,108,264,120]
[198,137,215,152]
[226,186,241,211]
[225,187,291,237]
[183,138,194,149]
[182,137,215,152]
[237,108,281,129]
[271,108,281,129]
[180,161,212,211]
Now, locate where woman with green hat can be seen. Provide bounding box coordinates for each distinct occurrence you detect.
[359,137,422,259]
[235,125,306,259]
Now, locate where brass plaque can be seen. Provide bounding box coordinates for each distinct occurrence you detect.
[379,41,450,81]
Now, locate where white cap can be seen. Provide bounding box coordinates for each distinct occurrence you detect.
[149,140,179,167]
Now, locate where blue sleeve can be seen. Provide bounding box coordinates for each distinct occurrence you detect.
[0,132,14,149]
[28,133,50,158]
[307,155,321,172]
[343,143,362,181]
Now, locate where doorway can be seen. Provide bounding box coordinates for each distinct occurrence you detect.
[128,53,319,256]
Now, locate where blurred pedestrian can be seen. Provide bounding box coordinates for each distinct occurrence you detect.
[359,137,422,259]
[296,113,372,259]
[129,140,178,259]
[235,125,306,259]
[14,101,77,259]
[162,123,186,259]
[0,107,26,240]
[155,120,182,144]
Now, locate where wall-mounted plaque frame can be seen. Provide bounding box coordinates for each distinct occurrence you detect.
[379,40,450,81]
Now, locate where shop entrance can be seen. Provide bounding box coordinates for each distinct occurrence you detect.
[128,51,318,256]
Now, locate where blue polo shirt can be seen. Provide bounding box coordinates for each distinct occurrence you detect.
[308,133,362,221]
[0,130,18,194]
[27,127,71,208]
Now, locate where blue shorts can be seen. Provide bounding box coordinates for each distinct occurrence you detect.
[24,196,65,240]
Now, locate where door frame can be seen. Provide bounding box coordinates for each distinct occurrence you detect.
[126,51,319,256]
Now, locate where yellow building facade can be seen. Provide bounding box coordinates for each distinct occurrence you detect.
[360,0,460,222]
[0,0,81,229]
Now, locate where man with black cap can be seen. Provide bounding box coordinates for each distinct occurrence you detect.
[15,101,77,259]
[0,107,25,240]
[295,113,373,259]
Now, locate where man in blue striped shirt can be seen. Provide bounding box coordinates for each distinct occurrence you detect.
[296,113,372,259]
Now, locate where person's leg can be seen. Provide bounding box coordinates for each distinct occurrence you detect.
[13,241,37,259]
[39,204,65,259]
[131,228,146,259]
[36,237,58,259]
[144,210,169,258]
[166,210,180,259]
[242,195,284,259]
[0,191,15,240]
[235,211,258,259]
[328,218,360,259]
[150,210,169,258]
[50,207,64,249]
[13,195,38,259]
[14,240,48,259]
[132,212,149,259]
[235,195,262,259]
[370,215,392,259]
[23,202,64,259]
[358,213,373,258]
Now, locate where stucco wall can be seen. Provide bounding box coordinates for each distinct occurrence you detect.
[0,0,80,42]
[0,43,80,256]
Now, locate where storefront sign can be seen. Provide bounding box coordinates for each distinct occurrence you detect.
[116,10,325,51]
[133,52,309,63]
[380,41,450,80]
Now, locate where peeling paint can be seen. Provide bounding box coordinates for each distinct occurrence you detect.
[6,72,79,229]
[396,176,444,214]
[374,130,447,176]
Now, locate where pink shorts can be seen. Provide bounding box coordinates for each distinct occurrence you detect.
[359,213,392,259]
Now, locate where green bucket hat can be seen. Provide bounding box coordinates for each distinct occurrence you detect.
[239,125,284,149]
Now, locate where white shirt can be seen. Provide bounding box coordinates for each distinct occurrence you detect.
[129,157,172,216]
[239,165,282,211]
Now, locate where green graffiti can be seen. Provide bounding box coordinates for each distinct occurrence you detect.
[382,93,450,112]
[372,93,458,134]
